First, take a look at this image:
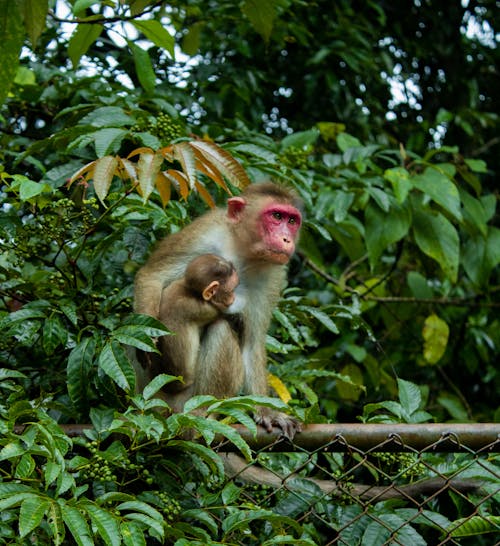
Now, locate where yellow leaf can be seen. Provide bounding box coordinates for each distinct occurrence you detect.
[195,181,215,208]
[137,151,163,202]
[173,141,197,189]
[422,314,449,364]
[164,169,190,200]
[68,160,96,187]
[93,156,118,204]
[267,373,291,403]
[155,172,171,207]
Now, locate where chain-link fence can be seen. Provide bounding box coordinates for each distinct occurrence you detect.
[216,424,500,546]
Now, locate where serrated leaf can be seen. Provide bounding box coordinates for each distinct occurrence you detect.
[98,341,135,392]
[0,0,24,107]
[190,140,250,189]
[67,336,96,412]
[422,314,449,364]
[46,501,65,546]
[397,378,422,415]
[42,316,68,355]
[164,169,190,200]
[305,307,339,334]
[93,155,118,203]
[138,152,164,202]
[93,128,127,157]
[155,171,171,206]
[413,209,459,282]
[121,521,146,546]
[81,106,135,128]
[19,496,50,538]
[60,502,94,546]
[68,23,103,68]
[14,453,35,479]
[142,374,179,400]
[44,461,61,487]
[82,502,120,546]
[173,141,197,188]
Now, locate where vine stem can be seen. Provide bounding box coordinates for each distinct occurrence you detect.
[299,253,500,308]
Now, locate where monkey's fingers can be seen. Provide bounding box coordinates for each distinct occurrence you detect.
[255,409,302,440]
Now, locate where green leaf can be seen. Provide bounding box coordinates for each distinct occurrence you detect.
[449,515,500,537]
[422,314,449,364]
[281,129,319,150]
[241,0,278,42]
[68,24,103,68]
[21,0,48,46]
[46,500,65,546]
[412,167,462,221]
[73,0,98,15]
[42,316,68,355]
[93,128,128,157]
[81,502,120,546]
[0,0,24,107]
[463,228,500,287]
[117,501,164,525]
[132,20,175,57]
[464,158,488,173]
[384,166,412,204]
[98,341,136,392]
[19,496,50,538]
[80,106,135,128]
[302,307,339,334]
[67,336,96,412]
[60,502,94,546]
[14,453,36,479]
[336,132,362,152]
[121,521,146,546]
[142,374,179,400]
[413,208,459,282]
[407,271,433,299]
[129,41,157,94]
[365,200,410,267]
[397,379,422,415]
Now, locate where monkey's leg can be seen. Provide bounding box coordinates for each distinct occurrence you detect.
[194,319,244,398]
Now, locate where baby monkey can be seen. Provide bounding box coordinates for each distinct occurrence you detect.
[148,253,240,411]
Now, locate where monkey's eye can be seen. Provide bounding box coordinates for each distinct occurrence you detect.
[288,216,296,225]
[272,211,283,221]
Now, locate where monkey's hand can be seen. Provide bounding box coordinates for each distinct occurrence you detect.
[255,408,302,441]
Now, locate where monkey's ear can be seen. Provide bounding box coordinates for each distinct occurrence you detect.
[202,281,220,301]
[227,197,246,222]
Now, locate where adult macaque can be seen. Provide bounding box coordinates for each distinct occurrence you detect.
[134,181,303,438]
[145,254,242,412]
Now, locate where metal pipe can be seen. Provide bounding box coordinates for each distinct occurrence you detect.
[15,423,500,452]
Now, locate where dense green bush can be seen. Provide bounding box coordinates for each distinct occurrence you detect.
[0,1,498,543]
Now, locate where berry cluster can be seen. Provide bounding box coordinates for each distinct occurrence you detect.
[279,146,311,170]
[374,452,426,479]
[155,491,181,523]
[132,113,185,145]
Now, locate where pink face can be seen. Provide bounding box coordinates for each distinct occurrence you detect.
[227,195,302,264]
[258,204,302,263]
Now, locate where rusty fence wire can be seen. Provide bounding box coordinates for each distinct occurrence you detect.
[215,424,500,546]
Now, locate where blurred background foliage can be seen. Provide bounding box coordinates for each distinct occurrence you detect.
[0,0,499,424]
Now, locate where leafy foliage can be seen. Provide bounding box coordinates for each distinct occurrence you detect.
[0,0,498,543]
